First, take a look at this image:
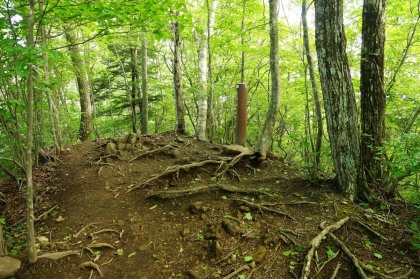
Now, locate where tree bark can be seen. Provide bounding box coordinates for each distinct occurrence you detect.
[172,21,186,134]
[206,0,217,143]
[141,33,149,134]
[26,0,37,263]
[302,0,323,174]
[360,0,387,187]
[130,47,139,133]
[256,0,281,158]
[314,0,368,201]
[64,28,92,141]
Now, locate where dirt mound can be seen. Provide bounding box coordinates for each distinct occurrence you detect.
[2,132,418,278]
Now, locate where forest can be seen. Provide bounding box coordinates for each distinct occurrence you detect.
[0,0,419,278]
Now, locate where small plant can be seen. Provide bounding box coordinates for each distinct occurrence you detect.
[244,212,253,221]
[373,252,383,259]
[243,255,253,262]
[410,219,420,250]
[326,246,336,260]
[115,248,124,256]
[364,239,373,249]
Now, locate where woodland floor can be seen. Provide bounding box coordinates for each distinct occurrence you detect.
[1,131,419,279]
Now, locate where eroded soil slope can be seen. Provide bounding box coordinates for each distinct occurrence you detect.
[2,132,418,278]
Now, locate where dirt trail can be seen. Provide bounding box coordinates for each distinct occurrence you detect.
[7,132,418,278]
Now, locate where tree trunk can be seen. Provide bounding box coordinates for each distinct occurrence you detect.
[64,28,92,141]
[302,0,323,174]
[256,0,281,158]
[172,21,186,134]
[206,0,217,143]
[314,0,369,201]
[131,47,139,133]
[360,0,386,187]
[40,0,62,153]
[141,33,149,134]
[26,0,37,263]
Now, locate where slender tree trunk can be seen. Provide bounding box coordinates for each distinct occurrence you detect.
[302,0,323,174]
[360,0,387,187]
[141,33,149,134]
[314,0,369,201]
[26,0,37,263]
[40,0,62,153]
[0,225,7,256]
[64,28,92,141]
[256,0,281,158]
[240,0,246,83]
[206,0,217,142]
[131,47,139,133]
[172,21,186,134]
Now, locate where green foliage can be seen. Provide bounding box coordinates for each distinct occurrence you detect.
[410,218,420,250]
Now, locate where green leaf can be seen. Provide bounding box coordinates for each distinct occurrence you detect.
[244,212,253,221]
[243,256,253,262]
[283,250,293,256]
[364,240,372,249]
[116,249,124,256]
[373,252,382,259]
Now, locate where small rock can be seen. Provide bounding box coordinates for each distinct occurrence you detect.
[189,202,204,214]
[0,256,21,279]
[175,137,186,143]
[252,246,267,263]
[185,270,200,279]
[55,216,65,222]
[139,243,149,251]
[117,142,126,151]
[222,220,244,236]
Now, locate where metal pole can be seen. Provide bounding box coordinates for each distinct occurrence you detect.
[236,83,247,145]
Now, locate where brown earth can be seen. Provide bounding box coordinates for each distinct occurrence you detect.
[1,132,419,279]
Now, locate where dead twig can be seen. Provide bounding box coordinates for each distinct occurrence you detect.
[233,199,296,220]
[35,205,58,221]
[301,217,349,279]
[222,265,250,279]
[330,263,341,279]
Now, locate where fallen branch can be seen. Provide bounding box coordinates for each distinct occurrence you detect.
[222,265,250,279]
[320,225,368,279]
[38,250,79,260]
[128,144,175,162]
[127,160,225,192]
[233,199,295,220]
[80,261,103,277]
[146,184,273,199]
[330,263,341,279]
[301,217,349,279]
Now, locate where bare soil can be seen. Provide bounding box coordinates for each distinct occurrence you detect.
[1,132,418,279]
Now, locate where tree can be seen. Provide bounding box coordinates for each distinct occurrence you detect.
[301,0,323,175]
[314,0,369,201]
[172,20,187,133]
[141,33,149,134]
[64,28,93,141]
[25,0,37,264]
[256,0,281,158]
[360,0,387,188]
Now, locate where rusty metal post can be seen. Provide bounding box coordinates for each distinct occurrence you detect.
[236,83,247,146]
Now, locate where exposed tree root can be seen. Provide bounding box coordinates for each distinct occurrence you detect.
[80,261,103,277]
[127,160,225,192]
[73,223,98,238]
[38,250,79,260]
[301,217,349,279]
[128,144,175,162]
[319,223,368,279]
[217,151,254,179]
[222,264,250,279]
[330,263,341,279]
[87,242,115,249]
[233,199,295,220]
[146,184,273,199]
[353,217,388,240]
[311,251,340,279]
[262,201,318,206]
